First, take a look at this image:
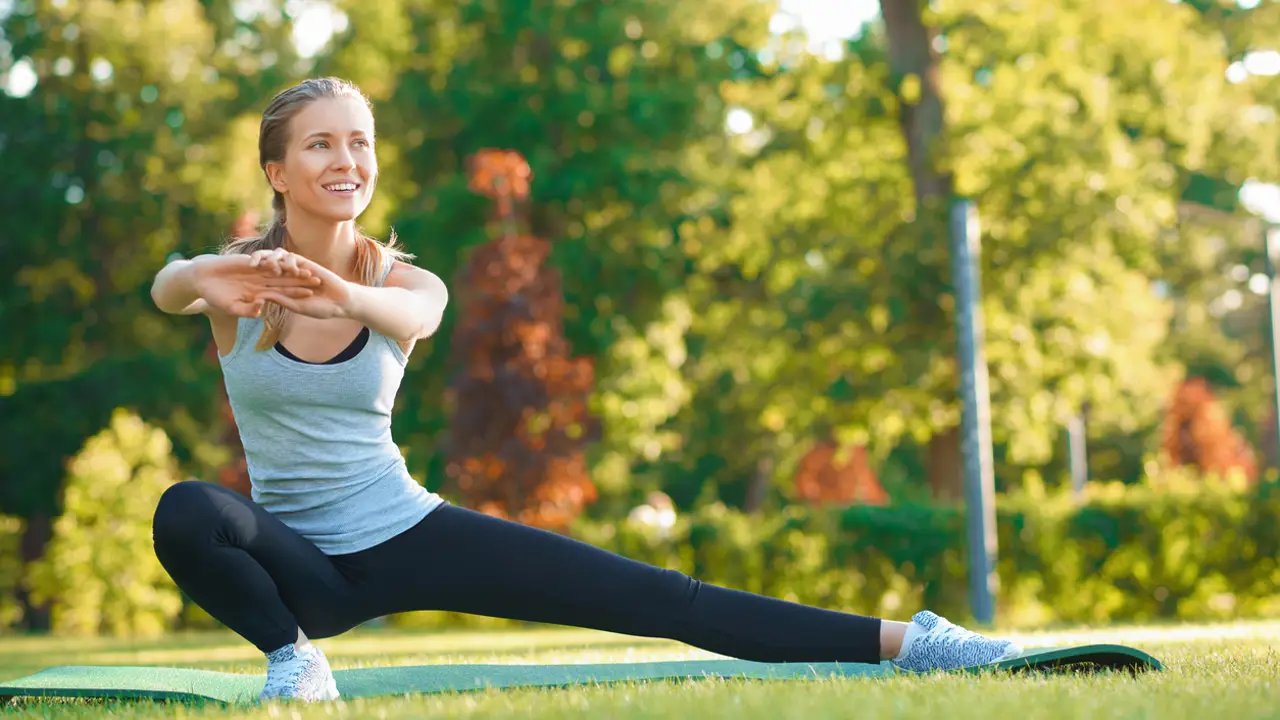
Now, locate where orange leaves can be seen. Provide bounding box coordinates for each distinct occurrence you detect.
[229,210,260,240]
[466,149,533,218]
[792,441,890,507]
[466,149,533,200]
[1160,377,1257,484]
[461,233,552,295]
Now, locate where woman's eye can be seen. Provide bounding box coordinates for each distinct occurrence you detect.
[310,141,328,149]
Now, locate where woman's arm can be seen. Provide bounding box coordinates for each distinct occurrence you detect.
[342,263,449,345]
[150,255,219,315]
[247,255,448,350]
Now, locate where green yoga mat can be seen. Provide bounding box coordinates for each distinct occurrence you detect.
[0,644,1162,706]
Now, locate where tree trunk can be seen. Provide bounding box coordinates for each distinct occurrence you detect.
[927,426,965,502]
[743,453,774,513]
[17,513,51,631]
[879,0,964,500]
[878,0,953,208]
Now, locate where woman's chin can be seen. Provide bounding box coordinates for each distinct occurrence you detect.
[305,205,367,224]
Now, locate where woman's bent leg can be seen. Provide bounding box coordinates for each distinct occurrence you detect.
[348,504,882,664]
[151,481,364,654]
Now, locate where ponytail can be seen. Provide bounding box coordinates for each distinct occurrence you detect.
[220,192,292,350]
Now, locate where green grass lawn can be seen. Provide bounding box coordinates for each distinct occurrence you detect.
[3,620,1280,719]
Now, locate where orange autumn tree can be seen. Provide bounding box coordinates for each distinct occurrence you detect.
[1160,377,1257,484]
[444,149,600,530]
[793,441,890,507]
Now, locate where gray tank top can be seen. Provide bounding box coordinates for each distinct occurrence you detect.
[217,256,444,555]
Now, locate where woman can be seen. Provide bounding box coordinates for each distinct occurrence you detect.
[149,77,1021,704]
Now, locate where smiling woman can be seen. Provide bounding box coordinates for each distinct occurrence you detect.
[147,76,1022,707]
[208,77,436,355]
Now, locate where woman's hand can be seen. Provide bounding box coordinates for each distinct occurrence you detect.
[193,251,321,318]
[251,255,355,320]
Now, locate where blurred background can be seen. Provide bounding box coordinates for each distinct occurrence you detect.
[1,0,1279,639]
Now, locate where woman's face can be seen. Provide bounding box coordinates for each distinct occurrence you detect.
[268,95,378,224]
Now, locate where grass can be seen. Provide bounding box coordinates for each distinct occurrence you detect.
[4,620,1280,719]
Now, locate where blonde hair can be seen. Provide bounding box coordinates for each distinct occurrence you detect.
[221,77,413,351]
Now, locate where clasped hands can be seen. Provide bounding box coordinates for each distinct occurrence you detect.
[194,248,355,320]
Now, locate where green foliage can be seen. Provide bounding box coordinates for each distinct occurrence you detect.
[666,0,1261,502]
[25,409,183,638]
[589,294,696,507]
[0,0,300,521]
[937,0,1212,459]
[669,46,929,503]
[573,473,1280,626]
[317,0,776,500]
[3,0,1280,633]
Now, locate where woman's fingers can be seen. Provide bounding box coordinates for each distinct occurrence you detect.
[235,265,320,290]
[248,248,291,275]
[227,298,265,318]
[273,286,316,299]
[247,249,274,268]
[260,274,321,288]
[244,248,318,280]
[265,249,287,276]
[253,290,302,314]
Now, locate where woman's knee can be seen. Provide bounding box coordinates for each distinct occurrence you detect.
[295,610,362,642]
[152,480,226,551]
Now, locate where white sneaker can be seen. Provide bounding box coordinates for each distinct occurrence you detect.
[259,643,340,702]
[890,610,1023,672]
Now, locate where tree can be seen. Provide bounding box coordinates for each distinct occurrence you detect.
[1150,0,1280,473]
[1161,376,1258,484]
[319,0,774,507]
[670,45,924,507]
[934,0,1277,487]
[443,150,600,529]
[0,0,310,628]
[25,410,184,637]
[876,0,964,498]
[670,0,1257,505]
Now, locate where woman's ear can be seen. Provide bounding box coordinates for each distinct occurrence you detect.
[265,162,288,194]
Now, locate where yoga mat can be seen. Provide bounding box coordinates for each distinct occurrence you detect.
[0,644,1162,705]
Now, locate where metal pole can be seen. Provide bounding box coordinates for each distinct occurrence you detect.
[949,198,998,624]
[1068,413,1088,500]
[1266,225,1280,471]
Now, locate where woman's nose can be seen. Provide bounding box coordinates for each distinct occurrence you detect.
[330,147,355,170]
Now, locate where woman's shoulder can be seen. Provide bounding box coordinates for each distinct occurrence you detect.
[384,260,447,299]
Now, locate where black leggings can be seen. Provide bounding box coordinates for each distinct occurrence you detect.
[151,481,882,663]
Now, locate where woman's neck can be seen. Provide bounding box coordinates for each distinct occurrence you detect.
[283,215,359,279]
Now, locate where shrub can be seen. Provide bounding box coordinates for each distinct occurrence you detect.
[25,409,184,637]
[568,472,1280,626]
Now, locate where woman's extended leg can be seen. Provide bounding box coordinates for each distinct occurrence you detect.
[151,481,370,700]
[344,504,1020,668]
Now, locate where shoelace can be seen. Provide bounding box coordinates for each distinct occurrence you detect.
[932,622,984,649]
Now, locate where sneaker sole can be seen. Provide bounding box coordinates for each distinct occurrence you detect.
[996,645,1025,662]
[257,674,341,703]
[890,644,1027,674]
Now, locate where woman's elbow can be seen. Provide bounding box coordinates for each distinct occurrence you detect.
[150,259,203,315]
